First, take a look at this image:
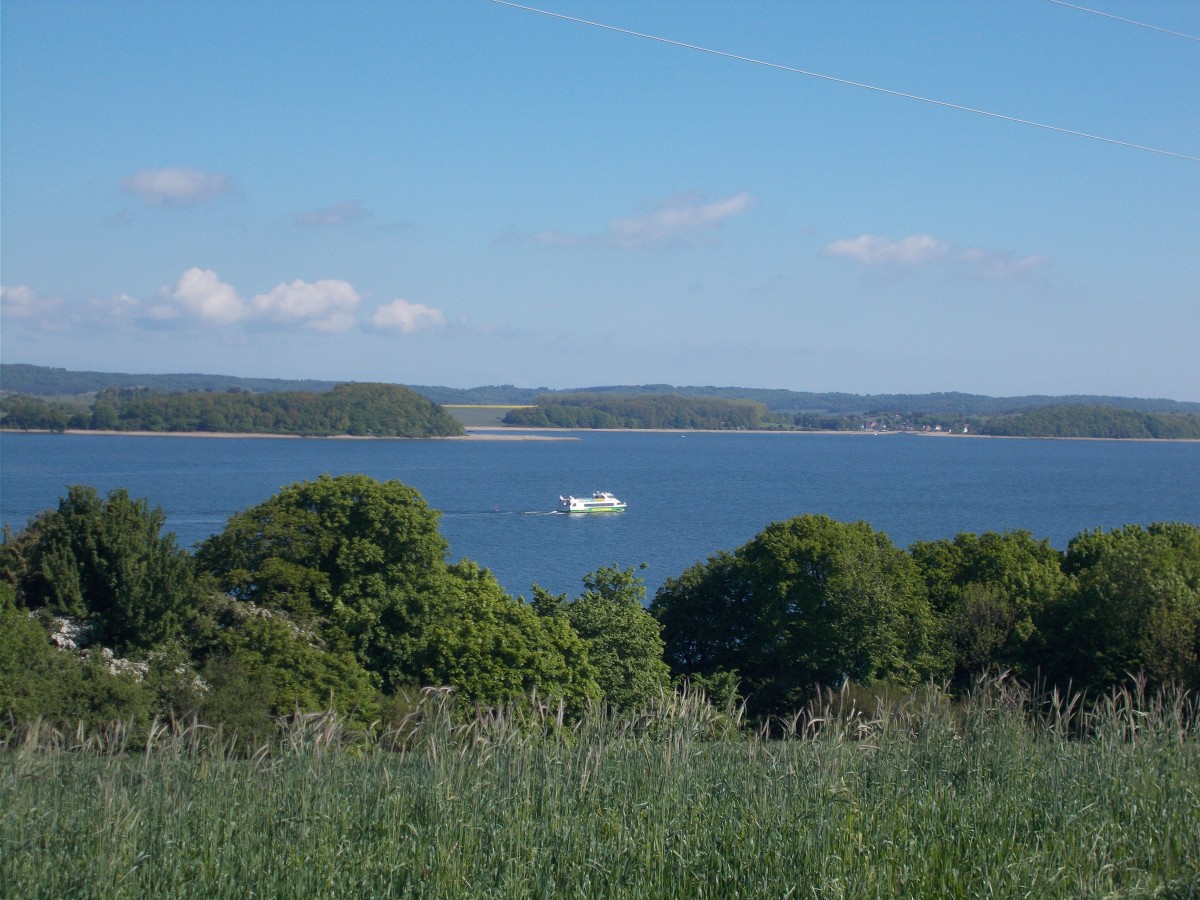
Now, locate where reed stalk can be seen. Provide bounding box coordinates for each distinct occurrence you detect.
[3,678,1196,898]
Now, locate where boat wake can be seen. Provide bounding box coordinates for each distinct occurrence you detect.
[440,509,563,518]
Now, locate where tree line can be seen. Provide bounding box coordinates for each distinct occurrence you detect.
[0,478,666,736]
[0,363,342,397]
[505,394,1200,439]
[0,383,464,437]
[12,363,1197,417]
[3,475,1197,735]
[656,518,1200,716]
[976,404,1200,439]
[556,383,1200,417]
[503,393,773,430]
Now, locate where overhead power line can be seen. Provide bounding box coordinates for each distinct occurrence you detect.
[1045,0,1200,43]
[486,0,1200,163]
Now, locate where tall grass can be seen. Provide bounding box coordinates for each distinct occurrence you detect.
[3,679,1198,898]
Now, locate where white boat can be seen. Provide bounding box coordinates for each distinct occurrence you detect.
[559,491,626,513]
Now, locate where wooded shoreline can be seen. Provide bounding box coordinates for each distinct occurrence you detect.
[3,426,1197,442]
[0,427,577,441]
[5,369,1199,439]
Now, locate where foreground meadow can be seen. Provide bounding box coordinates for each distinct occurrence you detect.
[3,682,1198,899]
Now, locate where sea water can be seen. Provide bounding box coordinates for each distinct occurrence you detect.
[2,430,1197,598]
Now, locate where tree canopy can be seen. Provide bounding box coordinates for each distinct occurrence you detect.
[3,470,1198,736]
[504,393,772,430]
[978,405,1200,439]
[910,530,1067,686]
[1040,523,1200,691]
[0,485,200,652]
[534,564,670,711]
[652,515,940,716]
[2,382,464,437]
[195,474,598,707]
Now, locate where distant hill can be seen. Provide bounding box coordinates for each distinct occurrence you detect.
[500,394,1200,438]
[0,364,342,397]
[0,364,540,406]
[561,384,1200,416]
[3,363,1198,416]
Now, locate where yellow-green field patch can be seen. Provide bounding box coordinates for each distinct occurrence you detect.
[443,405,533,427]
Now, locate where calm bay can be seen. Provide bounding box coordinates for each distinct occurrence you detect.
[2,430,1198,599]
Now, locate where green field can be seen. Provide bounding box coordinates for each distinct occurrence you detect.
[4,682,1197,898]
[443,404,530,427]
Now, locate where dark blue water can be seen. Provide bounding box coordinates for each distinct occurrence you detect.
[2,431,1198,599]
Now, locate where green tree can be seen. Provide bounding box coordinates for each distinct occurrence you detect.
[535,564,670,711]
[0,394,78,431]
[196,652,279,744]
[652,515,939,716]
[196,474,602,707]
[0,583,158,728]
[0,583,71,721]
[504,393,769,430]
[979,405,1200,440]
[78,382,464,437]
[1041,523,1200,690]
[1,486,200,652]
[910,530,1067,685]
[412,560,600,709]
[90,399,118,430]
[196,474,453,680]
[210,612,377,723]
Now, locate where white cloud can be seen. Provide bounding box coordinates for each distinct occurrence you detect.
[1,284,61,320]
[165,268,248,325]
[536,191,754,248]
[609,191,754,247]
[4,284,158,331]
[251,279,361,333]
[296,200,370,226]
[370,298,446,333]
[823,233,1047,279]
[0,284,77,332]
[822,234,950,266]
[154,270,360,331]
[121,167,232,207]
[8,273,450,338]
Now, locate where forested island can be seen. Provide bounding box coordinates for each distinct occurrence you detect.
[4,477,1199,895]
[0,382,464,437]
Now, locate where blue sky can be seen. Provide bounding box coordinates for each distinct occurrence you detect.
[3,1,1198,399]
